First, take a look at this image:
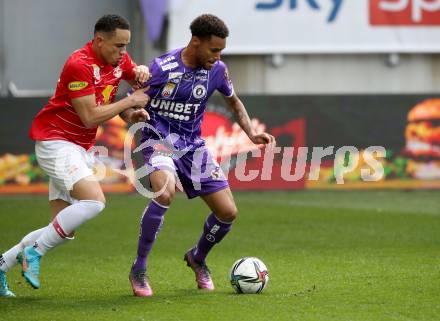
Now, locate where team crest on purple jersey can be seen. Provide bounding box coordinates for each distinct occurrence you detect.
[161,82,176,98]
[192,84,207,100]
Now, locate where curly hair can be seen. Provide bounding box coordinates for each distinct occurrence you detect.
[190,14,229,39]
[94,14,130,34]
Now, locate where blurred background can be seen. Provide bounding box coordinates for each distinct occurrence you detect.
[1,0,440,194]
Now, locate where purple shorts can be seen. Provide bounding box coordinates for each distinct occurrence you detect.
[141,144,229,199]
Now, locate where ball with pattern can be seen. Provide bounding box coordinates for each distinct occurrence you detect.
[230,257,269,294]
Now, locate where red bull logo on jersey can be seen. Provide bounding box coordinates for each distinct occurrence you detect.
[113,66,122,78]
[92,64,101,82]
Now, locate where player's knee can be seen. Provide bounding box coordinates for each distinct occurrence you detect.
[155,188,175,206]
[90,194,106,205]
[82,190,106,205]
[218,205,238,223]
[228,206,238,222]
[79,200,106,220]
[73,191,106,205]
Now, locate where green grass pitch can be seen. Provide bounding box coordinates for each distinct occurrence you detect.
[1,191,439,321]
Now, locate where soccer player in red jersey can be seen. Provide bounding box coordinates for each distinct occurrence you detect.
[0,14,150,297]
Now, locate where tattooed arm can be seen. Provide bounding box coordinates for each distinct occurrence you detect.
[223,93,276,146]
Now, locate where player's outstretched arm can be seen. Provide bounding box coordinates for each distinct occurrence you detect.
[72,88,149,128]
[119,86,151,124]
[223,93,276,146]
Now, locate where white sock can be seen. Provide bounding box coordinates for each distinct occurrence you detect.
[0,227,46,272]
[34,200,105,255]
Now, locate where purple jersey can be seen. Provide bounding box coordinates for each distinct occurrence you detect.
[141,48,234,151]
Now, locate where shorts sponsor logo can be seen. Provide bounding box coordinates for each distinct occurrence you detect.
[193,84,207,99]
[211,168,223,180]
[68,81,88,91]
[68,165,79,176]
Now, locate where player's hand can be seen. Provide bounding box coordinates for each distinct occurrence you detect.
[133,65,151,84]
[129,87,150,107]
[130,108,150,122]
[250,132,276,148]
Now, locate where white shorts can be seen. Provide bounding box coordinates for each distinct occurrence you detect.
[35,140,95,203]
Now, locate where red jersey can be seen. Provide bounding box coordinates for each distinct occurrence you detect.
[29,41,136,150]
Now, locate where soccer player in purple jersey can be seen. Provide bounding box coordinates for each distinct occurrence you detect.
[124,14,276,297]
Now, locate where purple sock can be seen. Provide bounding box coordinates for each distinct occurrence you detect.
[132,200,168,272]
[193,213,232,263]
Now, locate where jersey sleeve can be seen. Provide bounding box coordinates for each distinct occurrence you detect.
[126,59,163,96]
[216,62,234,97]
[63,60,95,99]
[139,59,165,94]
[145,59,165,88]
[121,53,137,80]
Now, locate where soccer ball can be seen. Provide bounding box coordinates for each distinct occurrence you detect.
[230,257,269,294]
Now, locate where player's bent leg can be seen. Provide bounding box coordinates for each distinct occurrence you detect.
[201,187,238,223]
[0,199,66,277]
[50,199,75,239]
[198,188,237,257]
[7,199,69,267]
[1,226,47,271]
[41,177,105,250]
[0,270,15,297]
[14,200,72,290]
[21,178,105,289]
[70,176,106,204]
[184,249,215,291]
[129,269,153,297]
[20,246,42,289]
[184,188,237,291]
[130,170,175,297]
[150,170,176,206]
[50,199,71,219]
[1,223,53,295]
